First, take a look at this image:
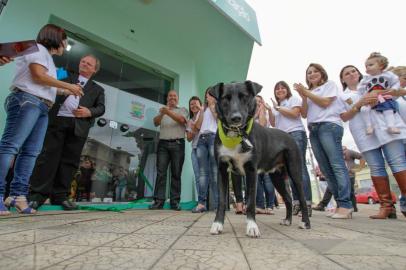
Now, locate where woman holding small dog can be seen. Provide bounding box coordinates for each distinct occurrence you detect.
[267,81,313,217]
[192,89,219,213]
[294,63,353,219]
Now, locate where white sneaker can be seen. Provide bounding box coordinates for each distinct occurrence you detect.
[326,208,336,217]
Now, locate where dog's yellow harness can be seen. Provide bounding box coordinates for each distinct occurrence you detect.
[217,118,254,149]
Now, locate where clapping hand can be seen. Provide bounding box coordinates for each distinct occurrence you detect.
[293,83,307,97]
[159,106,170,115]
[264,102,273,111]
[270,98,278,108]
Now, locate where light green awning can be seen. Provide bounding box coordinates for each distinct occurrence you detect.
[208,0,262,45]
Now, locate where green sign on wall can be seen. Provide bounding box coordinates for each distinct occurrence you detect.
[208,0,262,45]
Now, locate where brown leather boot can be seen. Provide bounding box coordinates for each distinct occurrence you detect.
[369,176,396,219]
[393,171,406,217]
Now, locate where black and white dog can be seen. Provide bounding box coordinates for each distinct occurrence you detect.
[209,81,311,238]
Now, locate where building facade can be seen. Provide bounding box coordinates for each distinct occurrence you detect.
[0,0,261,203]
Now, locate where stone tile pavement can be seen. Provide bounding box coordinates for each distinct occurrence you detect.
[0,204,405,270]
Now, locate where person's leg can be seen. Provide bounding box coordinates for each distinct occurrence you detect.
[150,140,170,209]
[207,134,219,209]
[120,186,127,201]
[195,136,210,211]
[314,186,333,210]
[289,131,312,204]
[382,140,406,217]
[29,120,66,205]
[383,110,400,134]
[263,174,275,209]
[360,106,373,134]
[51,125,86,205]
[350,176,357,212]
[308,124,339,208]
[3,93,49,213]
[362,148,396,219]
[169,140,185,209]
[191,148,200,196]
[317,123,352,211]
[256,173,265,209]
[232,173,244,214]
[0,93,44,197]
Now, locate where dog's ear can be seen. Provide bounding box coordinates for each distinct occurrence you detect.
[245,80,262,96]
[208,83,224,101]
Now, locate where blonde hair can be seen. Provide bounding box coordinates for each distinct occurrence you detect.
[389,66,406,77]
[367,52,389,70]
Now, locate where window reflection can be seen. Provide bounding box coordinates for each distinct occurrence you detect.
[54,36,173,202]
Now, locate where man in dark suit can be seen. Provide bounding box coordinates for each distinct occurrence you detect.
[29,54,105,210]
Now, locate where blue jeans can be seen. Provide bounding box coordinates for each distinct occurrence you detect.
[0,91,49,196]
[256,173,275,208]
[289,130,312,204]
[191,148,200,196]
[363,140,406,176]
[115,186,126,201]
[308,122,352,209]
[196,133,218,207]
[365,141,406,213]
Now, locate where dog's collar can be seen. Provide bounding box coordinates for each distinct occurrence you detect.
[217,118,254,149]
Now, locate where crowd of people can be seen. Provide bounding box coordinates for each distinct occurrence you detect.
[149,52,406,221]
[1,24,405,221]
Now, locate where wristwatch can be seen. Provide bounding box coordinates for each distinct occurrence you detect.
[275,106,281,111]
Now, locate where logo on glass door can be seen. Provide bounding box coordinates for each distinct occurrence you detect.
[130,100,145,120]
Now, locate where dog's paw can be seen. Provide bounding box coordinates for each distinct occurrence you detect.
[298,221,311,229]
[280,219,292,226]
[210,222,224,235]
[246,220,261,238]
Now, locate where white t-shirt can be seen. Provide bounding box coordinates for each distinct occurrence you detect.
[273,96,305,133]
[357,71,400,96]
[306,80,345,126]
[340,89,406,152]
[57,75,88,117]
[199,107,217,134]
[11,44,57,102]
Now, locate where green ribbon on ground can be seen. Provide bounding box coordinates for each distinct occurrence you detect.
[138,170,153,191]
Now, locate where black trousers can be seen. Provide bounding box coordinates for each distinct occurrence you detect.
[153,139,185,203]
[29,117,86,203]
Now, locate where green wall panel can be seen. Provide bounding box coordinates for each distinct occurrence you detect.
[0,0,255,202]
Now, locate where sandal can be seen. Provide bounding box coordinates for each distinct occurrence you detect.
[265,208,275,215]
[256,207,274,215]
[235,202,244,215]
[0,197,11,216]
[191,205,207,213]
[5,196,36,214]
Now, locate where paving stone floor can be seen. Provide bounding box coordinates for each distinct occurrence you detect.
[0,204,405,270]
